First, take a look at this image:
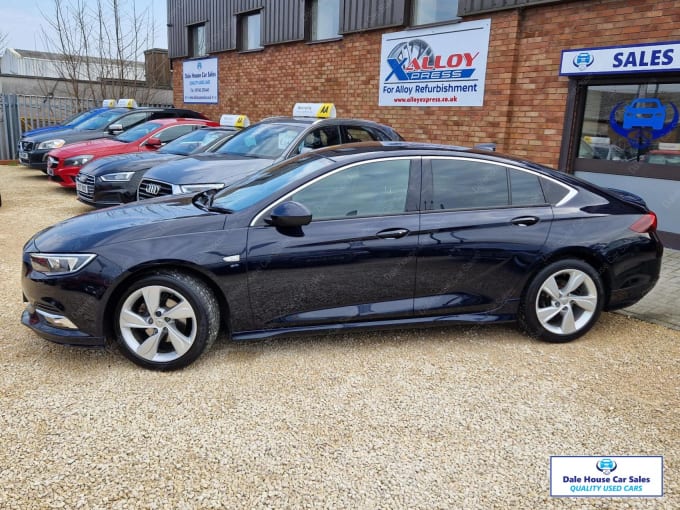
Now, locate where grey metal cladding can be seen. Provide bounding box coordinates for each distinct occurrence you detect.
[457,0,563,16]
[167,0,212,58]
[233,0,265,13]
[339,0,406,33]
[209,0,236,52]
[262,0,304,45]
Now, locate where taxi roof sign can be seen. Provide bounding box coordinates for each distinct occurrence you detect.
[220,114,250,128]
[116,99,138,108]
[102,99,116,108]
[292,103,336,119]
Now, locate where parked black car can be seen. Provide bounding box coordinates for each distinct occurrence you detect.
[76,125,243,207]
[21,143,662,370]
[137,104,403,199]
[18,105,209,171]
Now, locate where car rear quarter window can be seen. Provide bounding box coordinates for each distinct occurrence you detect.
[291,159,411,220]
[430,159,509,210]
[509,168,546,205]
[539,177,571,205]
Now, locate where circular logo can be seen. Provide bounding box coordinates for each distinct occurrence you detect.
[596,458,617,475]
[573,52,594,70]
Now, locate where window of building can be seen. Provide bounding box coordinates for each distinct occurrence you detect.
[189,23,206,57]
[576,82,680,168]
[411,0,459,26]
[239,11,262,51]
[308,0,340,41]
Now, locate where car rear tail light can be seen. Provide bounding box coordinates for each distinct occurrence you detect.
[629,212,657,233]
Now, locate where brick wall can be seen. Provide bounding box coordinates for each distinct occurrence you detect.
[172,0,680,168]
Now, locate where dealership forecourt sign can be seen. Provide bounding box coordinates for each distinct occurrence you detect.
[550,456,663,497]
[183,58,218,104]
[379,19,490,107]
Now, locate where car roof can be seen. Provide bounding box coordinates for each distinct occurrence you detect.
[139,118,215,127]
[256,116,394,127]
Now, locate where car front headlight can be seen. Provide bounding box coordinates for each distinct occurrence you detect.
[29,253,96,275]
[100,172,135,182]
[64,155,95,167]
[179,183,226,193]
[37,139,66,150]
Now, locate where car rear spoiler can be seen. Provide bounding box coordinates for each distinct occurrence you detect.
[606,187,648,208]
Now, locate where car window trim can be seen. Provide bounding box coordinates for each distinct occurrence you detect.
[422,156,577,211]
[250,156,421,227]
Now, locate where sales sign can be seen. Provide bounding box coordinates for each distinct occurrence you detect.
[560,41,680,76]
[379,19,491,107]
[183,58,218,104]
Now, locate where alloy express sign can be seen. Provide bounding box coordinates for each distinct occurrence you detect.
[379,20,491,107]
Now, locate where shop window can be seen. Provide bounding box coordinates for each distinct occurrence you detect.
[189,23,206,57]
[308,0,340,41]
[238,11,262,51]
[577,82,680,166]
[411,0,459,26]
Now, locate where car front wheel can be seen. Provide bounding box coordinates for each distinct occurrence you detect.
[519,259,604,343]
[114,271,219,370]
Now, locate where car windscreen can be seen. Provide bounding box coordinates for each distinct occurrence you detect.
[115,122,162,143]
[211,154,329,212]
[63,110,94,127]
[76,110,126,130]
[214,123,306,159]
[159,129,232,155]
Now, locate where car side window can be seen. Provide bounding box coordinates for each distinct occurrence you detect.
[155,125,197,143]
[343,126,378,143]
[430,159,509,210]
[296,126,342,154]
[117,112,150,129]
[290,159,411,220]
[509,168,547,205]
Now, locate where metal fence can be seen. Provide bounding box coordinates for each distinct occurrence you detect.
[0,94,172,161]
[1,94,98,160]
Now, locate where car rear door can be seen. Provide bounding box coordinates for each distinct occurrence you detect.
[246,157,421,329]
[415,156,553,316]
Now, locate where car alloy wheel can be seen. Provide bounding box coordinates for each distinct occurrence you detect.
[520,259,603,343]
[114,271,219,370]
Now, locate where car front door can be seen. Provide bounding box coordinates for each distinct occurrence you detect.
[246,157,421,329]
[415,157,553,316]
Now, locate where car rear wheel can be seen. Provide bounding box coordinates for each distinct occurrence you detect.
[519,259,603,343]
[114,271,219,370]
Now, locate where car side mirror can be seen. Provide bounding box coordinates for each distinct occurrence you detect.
[108,123,124,134]
[145,137,162,148]
[265,201,312,227]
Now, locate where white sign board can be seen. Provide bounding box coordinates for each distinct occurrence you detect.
[379,20,490,107]
[550,456,663,498]
[560,42,680,76]
[183,58,218,104]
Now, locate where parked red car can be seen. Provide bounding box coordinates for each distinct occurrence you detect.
[46,118,217,188]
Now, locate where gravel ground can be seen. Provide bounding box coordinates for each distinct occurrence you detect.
[0,164,678,509]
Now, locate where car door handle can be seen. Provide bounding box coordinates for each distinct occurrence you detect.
[511,216,540,227]
[376,228,410,239]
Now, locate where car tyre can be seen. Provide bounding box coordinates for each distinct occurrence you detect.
[114,271,219,370]
[519,259,604,343]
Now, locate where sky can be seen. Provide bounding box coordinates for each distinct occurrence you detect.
[0,0,168,53]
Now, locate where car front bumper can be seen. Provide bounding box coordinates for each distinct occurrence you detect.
[21,306,106,347]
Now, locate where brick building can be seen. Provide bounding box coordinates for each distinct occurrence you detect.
[166,0,680,247]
